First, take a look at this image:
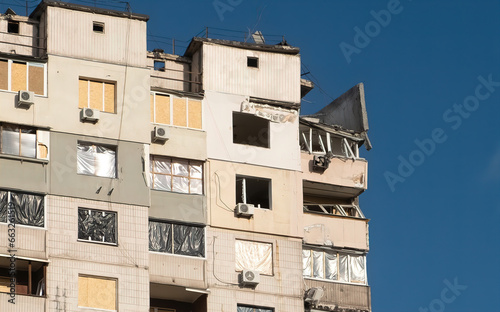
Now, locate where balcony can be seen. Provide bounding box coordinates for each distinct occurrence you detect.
[305,279,371,311]
[0,292,46,311]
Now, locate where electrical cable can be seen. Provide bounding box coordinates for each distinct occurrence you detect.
[212,236,241,286]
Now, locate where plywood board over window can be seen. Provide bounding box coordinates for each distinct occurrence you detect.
[0,60,8,90]
[188,100,202,129]
[28,63,44,95]
[150,92,203,130]
[78,275,117,311]
[11,61,27,92]
[0,60,46,95]
[155,94,170,124]
[173,97,187,127]
[79,78,116,113]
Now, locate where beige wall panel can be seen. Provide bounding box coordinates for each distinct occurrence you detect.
[0,60,8,90]
[104,82,115,113]
[150,94,155,122]
[78,79,88,108]
[155,94,170,124]
[188,99,202,129]
[173,97,187,127]
[11,61,26,92]
[89,80,103,110]
[28,64,44,95]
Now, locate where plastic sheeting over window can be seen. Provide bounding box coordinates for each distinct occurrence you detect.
[78,208,117,244]
[235,240,272,275]
[77,142,116,178]
[149,220,204,257]
[303,248,366,284]
[237,305,274,312]
[150,156,203,194]
[0,190,44,227]
[0,124,37,158]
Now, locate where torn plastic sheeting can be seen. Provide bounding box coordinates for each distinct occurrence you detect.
[149,221,172,253]
[172,176,189,193]
[325,251,338,280]
[241,102,298,123]
[235,240,272,275]
[153,174,171,191]
[302,250,311,277]
[350,255,366,283]
[95,146,116,178]
[10,192,44,227]
[78,209,116,243]
[312,250,324,279]
[173,224,205,257]
[339,254,348,282]
[0,191,7,223]
[77,143,95,175]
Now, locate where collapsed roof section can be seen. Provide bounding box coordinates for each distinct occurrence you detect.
[301,83,372,150]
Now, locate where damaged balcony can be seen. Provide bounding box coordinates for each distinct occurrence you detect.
[0,9,46,57]
[150,283,207,312]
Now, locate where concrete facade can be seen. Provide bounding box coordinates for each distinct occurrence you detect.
[0,1,373,311]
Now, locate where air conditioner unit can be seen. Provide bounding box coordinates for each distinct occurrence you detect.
[313,155,330,171]
[153,126,169,142]
[236,203,254,217]
[17,90,34,108]
[80,108,100,122]
[305,287,324,305]
[241,269,260,286]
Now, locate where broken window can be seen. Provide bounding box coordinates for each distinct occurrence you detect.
[7,21,19,34]
[303,203,365,218]
[92,22,105,33]
[0,59,46,95]
[237,305,274,312]
[78,78,116,113]
[0,123,37,158]
[233,112,269,148]
[150,156,203,194]
[78,275,116,310]
[302,248,366,284]
[236,175,271,209]
[300,125,359,159]
[0,257,47,296]
[247,57,259,68]
[0,190,44,227]
[77,142,117,178]
[154,60,165,71]
[235,240,273,275]
[150,93,203,129]
[78,208,117,245]
[149,220,205,257]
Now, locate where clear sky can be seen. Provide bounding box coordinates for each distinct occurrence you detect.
[3,0,499,310]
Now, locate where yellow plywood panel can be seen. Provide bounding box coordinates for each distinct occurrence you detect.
[188,99,202,129]
[150,94,155,122]
[0,60,8,90]
[79,276,116,310]
[78,276,89,307]
[11,62,27,92]
[28,64,44,95]
[38,143,48,159]
[156,94,170,124]
[78,79,88,109]
[104,82,115,113]
[89,80,103,110]
[173,97,187,127]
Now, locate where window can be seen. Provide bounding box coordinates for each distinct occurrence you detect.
[0,190,44,227]
[237,305,273,312]
[77,142,117,178]
[236,176,271,209]
[233,112,269,148]
[235,240,272,275]
[150,156,203,194]
[78,208,117,245]
[154,60,165,71]
[302,248,366,284]
[149,220,205,257]
[303,203,365,218]
[300,125,359,158]
[247,57,259,68]
[93,22,105,33]
[0,59,46,95]
[78,275,116,311]
[150,93,202,129]
[78,78,116,113]
[0,123,37,158]
[7,21,19,34]
[0,257,46,296]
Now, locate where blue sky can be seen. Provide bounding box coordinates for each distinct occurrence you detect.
[3,0,500,310]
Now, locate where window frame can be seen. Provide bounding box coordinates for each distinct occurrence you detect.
[0,58,47,96]
[235,239,273,276]
[0,123,38,158]
[77,207,118,246]
[76,141,118,179]
[92,21,105,34]
[150,92,203,130]
[78,77,117,113]
[235,175,271,209]
[78,274,117,311]
[232,112,270,148]
[0,189,46,229]
[237,304,274,312]
[150,155,203,195]
[246,56,259,68]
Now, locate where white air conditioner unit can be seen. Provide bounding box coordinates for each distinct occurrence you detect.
[241,269,260,286]
[153,126,169,142]
[236,203,254,217]
[80,108,100,122]
[17,90,34,108]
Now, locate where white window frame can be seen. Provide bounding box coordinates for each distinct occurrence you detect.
[0,190,46,229]
[150,92,204,130]
[77,207,118,246]
[0,58,47,96]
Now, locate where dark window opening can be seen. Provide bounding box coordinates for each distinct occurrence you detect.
[154,60,165,71]
[7,21,19,34]
[0,258,47,296]
[78,208,117,245]
[93,22,104,33]
[236,176,271,209]
[237,304,274,312]
[247,57,259,68]
[233,112,269,148]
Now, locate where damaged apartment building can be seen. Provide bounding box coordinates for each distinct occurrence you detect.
[0,1,372,311]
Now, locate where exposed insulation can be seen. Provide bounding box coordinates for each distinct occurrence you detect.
[37,143,48,159]
[78,276,116,310]
[188,99,202,129]
[173,97,187,127]
[155,94,170,124]
[104,82,115,113]
[28,64,44,95]
[11,62,27,92]
[78,79,88,108]
[89,80,103,110]
[0,60,8,90]
[150,94,155,122]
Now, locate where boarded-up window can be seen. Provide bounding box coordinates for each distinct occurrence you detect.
[79,78,116,113]
[0,59,45,95]
[235,240,272,275]
[150,92,202,129]
[78,275,116,310]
